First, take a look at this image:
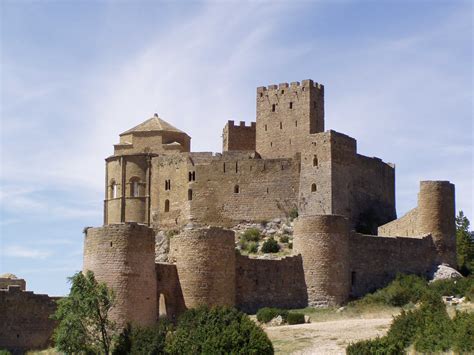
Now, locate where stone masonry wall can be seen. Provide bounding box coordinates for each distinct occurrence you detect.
[378,208,419,237]
[168,227,236,308]
[83,223,157,329]
[155,263,186,322]
[222,120,256,152]
[235,254,307,313]
[0,278,26,291]
[256,80,324,159]
[349,233,438,297]
[0,286,58,353]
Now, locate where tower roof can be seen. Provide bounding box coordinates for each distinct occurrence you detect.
[120,113,187,136]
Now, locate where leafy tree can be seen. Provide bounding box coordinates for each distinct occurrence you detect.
[113,321,172,355]
[52,271,116,354]
[456,211,474,275]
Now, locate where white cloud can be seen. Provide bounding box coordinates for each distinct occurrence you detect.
[3,245,52,260]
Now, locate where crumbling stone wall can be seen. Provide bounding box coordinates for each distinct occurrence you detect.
[155,263,186,322]
[293,215,351,306]
[168,227,236,308]
[0,286,58,353]
[235,254,307,313]
[83,223,157,329]
[223,120,256,152]
[0,277,26,291]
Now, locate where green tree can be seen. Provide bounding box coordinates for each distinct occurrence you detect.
[456,211,474,275]
[52,271,116,354]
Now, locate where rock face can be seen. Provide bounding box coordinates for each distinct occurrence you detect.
[429,264,463,282]
[155,231,170,262]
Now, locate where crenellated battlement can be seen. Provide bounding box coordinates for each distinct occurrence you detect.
[227,120,256,128]
[257,79,324,94]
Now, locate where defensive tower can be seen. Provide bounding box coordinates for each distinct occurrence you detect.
[256,79,324,159]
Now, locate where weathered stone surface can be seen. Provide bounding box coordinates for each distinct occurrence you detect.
[429,264,463,282]
[155,230,170,262]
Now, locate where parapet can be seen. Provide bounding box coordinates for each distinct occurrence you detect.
[257,79,324,94]
[223,120,256,152]
[227,120,256,128]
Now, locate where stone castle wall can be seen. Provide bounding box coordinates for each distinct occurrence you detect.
[155,263,186,322]
[256,80,324,159]
[0,277,26,291]
[377,208,419,237]
[0,286,58,353]
[235,254,307,313]
[349,233,438,297]
[293,215,351,306]
[83,223,157,329]
[168,227,236,308]
[223,120,256,152]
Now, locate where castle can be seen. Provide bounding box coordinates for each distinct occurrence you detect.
[80,79,457,328]
[1,79,457,351]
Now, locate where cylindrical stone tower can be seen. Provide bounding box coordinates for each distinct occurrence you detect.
[417,181,456,267]
[293,215,350,306]
[169,227,236,308]
[83,223,157,328]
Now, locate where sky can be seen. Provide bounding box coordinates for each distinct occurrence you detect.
[0,0,472,296]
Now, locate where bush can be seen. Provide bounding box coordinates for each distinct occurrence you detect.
[248,241,258,253]
[289,208,298,220]
[287,312,305,325]
[261,238,280,253]
[451,311,474,352]
[166,306,273,355]
[0,350,11,355]
[256,307,288,323]
[241,228,261,242]
[429,275,474,300]
[346,336,403,355]
[279,234,289,243]
[288,242,293,249]
[113,321,172,354]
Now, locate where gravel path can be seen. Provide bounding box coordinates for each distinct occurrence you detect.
[265,317,393,354]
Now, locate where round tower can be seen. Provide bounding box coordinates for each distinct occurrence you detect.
[83,223,157,328]
[417,181,456,267]
[293,215,350,306]
[169,227,236,308]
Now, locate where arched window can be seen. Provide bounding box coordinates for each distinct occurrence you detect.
[110,180,118,199]
[188,189,193,201]
[130,177,140,197]
[164,199,170,212]
[234,185,240,194]
[311,183,317,192]
[313,155,318,167]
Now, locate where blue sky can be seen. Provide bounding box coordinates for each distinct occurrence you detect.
[1,0,472,296]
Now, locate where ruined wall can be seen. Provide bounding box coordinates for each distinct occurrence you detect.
[256,80,324,159]
[349,233,438,297]
[168,227,236,308]
[155,263,186,322]
[235,254,307,313]
[0,277,26,291]
[0,286,58,353]
[378,208,419,237]
[293,215,351,306]
[83,223,157,329]
[223,120,256,152]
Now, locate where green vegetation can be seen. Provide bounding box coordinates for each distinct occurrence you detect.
[52,271,116,354]
[279,234,290,243]
[289,208,299,220]
[286,312,305,325]
[113,322,172,354]
[0,350,11,355]
[353,273,474,308]
[257,308,288,323]
[165,229,179,238]
[347,292,474,354]
[241,228,261,242]
[166,306,273,355]
[261,237,280,253]
[456,210,474,275]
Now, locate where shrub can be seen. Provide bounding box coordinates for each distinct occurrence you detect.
[0,350,11,355]
[451,311,474,352]
[289,208,298,220]
[261,238,280,253]
[385,309,420,349]
[279,234,289,243]
[287,312,305,325]
[429,275,474,300]
[346,336,403,355]
[165,306,273,355]
[256,307,288,323]
[288,242,293,249]
[113,321,172,354]
[248,241,258,253]
[241,228,261,242]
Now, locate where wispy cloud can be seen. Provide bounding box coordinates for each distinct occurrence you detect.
[3,245,52,260]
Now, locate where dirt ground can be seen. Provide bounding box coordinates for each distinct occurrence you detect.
[265,316,393,354]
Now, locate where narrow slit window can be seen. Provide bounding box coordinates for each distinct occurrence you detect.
[192,171,196,181]
[265,124,267,131]
[272,104,276,112]
[281,89,284,94]
[223,163,226,173]
[164,199,170,212]
[188,172,192,182]
[270,142,273,147]
[188,189,193,201]
[234,185,240,194]
[235,161,238,173]
[289,102,293,109]
[295,120,298,127]
[313,155,318,167]
[280,122,282,129]
[311,183,317,192]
